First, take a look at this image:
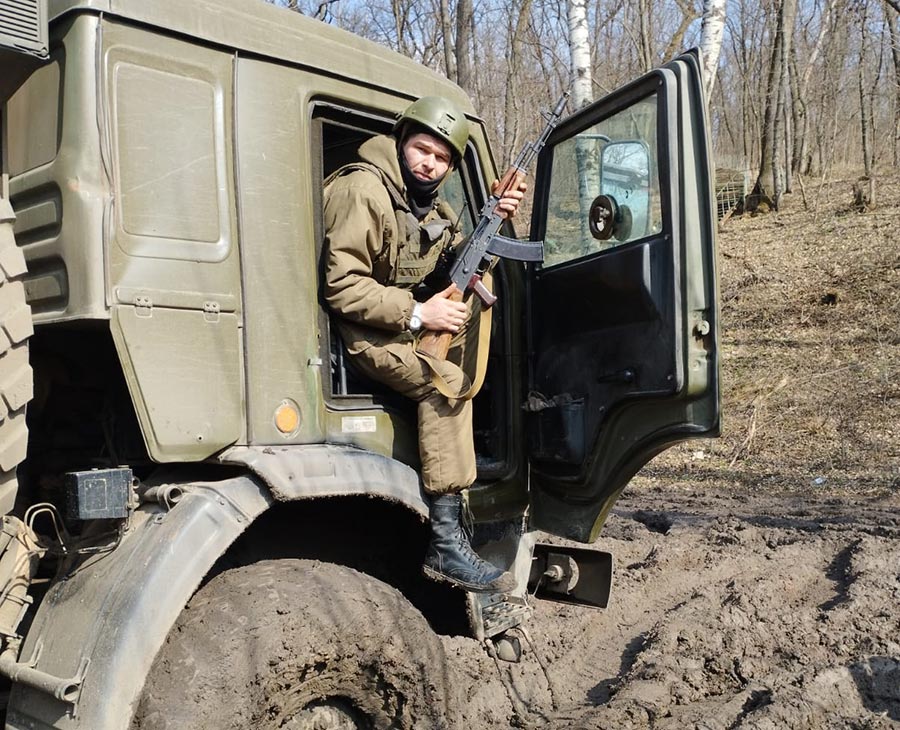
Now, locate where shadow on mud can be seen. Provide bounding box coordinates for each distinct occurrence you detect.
[587,632,649,705]
[851,657,900,720]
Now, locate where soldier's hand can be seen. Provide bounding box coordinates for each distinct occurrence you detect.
[420,284,467,332]
[492,178,528,220]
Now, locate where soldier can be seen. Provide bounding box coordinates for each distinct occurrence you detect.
[324,96,525,593]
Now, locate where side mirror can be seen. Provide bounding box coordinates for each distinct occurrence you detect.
[591,141,652,242]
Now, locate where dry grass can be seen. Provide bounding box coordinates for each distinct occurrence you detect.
[635,171,900,496]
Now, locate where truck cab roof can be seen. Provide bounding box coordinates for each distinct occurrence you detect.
[48,0,478,117]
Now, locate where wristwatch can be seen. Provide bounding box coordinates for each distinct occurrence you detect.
[409,303,423,333]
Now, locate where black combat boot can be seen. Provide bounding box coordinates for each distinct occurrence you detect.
[422,494,516,593]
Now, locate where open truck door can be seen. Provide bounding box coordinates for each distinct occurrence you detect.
[526,51,720,545]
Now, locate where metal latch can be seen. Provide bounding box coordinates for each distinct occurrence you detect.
[203,301,220,323]
[133,295,152,318]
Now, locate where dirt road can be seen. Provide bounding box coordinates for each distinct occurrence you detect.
[447,484,900,728]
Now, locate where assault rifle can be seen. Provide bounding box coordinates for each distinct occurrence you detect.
[417,91,569,360]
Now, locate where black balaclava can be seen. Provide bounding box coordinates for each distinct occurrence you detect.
[397,124,451,219]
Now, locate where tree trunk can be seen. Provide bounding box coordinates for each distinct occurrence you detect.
[771,41,786,208]
[501,0,534,162]
[794,0,838,175]
[889,7,900,168]
[857,0,875,209]
[390,0,409,56]
[568,0,597,251]
[749,0,796,212]
[455,0,474,94]
[568,0,593,110]
[783,79,793,194]
[700,0,728,102]
[637,0,654,72]
[440,0,455,81]
[739,2,753,168]
[749,13,780,209]
[663,0,699,63]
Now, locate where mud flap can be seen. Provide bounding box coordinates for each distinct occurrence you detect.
[528,543,613,609]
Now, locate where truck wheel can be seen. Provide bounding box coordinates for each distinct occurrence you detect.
[0,200,32,515]
[132,559,458,730]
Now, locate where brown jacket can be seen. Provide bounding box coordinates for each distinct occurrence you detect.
[323,135,456,353]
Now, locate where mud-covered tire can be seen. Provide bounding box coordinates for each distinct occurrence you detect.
[0,200,32,515]
[131,559,458,730]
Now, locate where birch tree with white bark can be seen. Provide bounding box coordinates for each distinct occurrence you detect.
[568,0,593,111]
[699,0,727,102]
[568,0,598,250]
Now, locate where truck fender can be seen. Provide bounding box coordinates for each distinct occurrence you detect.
[6,447,427,730]
[218,444,428,519]
[6,475,271,730]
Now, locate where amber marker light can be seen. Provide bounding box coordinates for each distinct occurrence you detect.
[274,401,300,435]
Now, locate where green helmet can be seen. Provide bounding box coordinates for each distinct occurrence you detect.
[394,96,469,159]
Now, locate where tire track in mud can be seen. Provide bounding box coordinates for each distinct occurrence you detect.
[447,487,900,729]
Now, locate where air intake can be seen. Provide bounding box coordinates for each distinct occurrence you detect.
[0,0,45,53]
[0,0,48,101]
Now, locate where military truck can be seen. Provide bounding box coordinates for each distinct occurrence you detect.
[0,0,720,727]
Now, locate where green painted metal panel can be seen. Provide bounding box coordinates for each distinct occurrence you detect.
[7,14,107,322]
[103,20,240,295]
[46,0,475,117]
[111,305,243,461]
[234,58,323,445]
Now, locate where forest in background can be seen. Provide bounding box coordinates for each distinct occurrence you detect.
[269,0,900,212]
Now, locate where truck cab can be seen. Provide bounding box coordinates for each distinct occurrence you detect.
[0,1,719,728]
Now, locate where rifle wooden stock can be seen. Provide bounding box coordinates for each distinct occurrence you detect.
[416,288,463,360]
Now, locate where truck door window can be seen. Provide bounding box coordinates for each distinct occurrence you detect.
[439,168,476,239]
[543,93,662,268]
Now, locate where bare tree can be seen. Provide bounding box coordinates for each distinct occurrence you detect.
[791,0,838,177]
[456,0,474,93]
[748,0,796,211]
[568,0,593,110]
[498,0,535,161]
[439,0,456,80]
[699,0,727,102]
[773,0,797,208]
[856,0,876,207]
[568,0,598,249]
[663,0,699,62]
[266,0,899,195]
[887,3,900,166]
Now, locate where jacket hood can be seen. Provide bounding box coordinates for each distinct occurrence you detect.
[358,135,405,193]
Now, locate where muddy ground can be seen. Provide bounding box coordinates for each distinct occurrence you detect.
[448,487,899,728]
[445,174,900,729]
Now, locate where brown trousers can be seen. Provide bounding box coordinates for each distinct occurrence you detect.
[345,307,480,495]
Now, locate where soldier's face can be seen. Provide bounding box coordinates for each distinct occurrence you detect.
[402,132,452,182]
